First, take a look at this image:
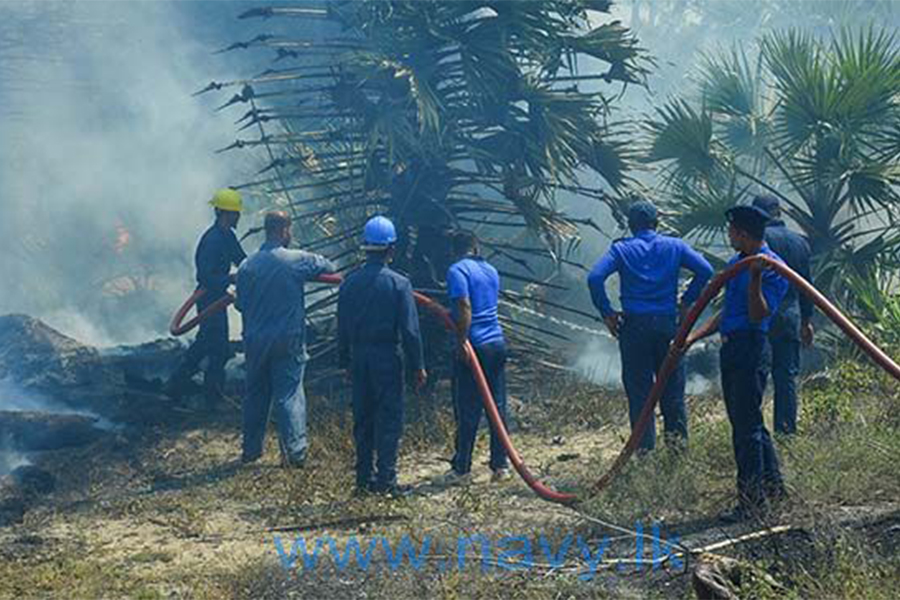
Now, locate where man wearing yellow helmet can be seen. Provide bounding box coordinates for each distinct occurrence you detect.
[166,188,247,407]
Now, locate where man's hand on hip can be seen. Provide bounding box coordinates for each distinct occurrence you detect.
[603,313,622,338]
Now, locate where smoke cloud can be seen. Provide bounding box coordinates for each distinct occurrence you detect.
[0,1,258,346]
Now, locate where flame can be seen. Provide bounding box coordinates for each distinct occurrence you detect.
[113,223,131,254]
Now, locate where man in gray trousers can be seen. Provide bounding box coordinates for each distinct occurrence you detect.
[235,211,336,466]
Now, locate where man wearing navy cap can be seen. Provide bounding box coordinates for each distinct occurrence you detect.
[752,195,814,435]
[688,205,790,521]
[588,199,713,451]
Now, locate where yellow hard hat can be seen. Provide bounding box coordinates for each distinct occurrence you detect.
[209,188,243,212]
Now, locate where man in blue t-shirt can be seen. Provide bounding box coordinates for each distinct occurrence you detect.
[437,231,509,485]
[687,205,789,522]
[587,200,713,451]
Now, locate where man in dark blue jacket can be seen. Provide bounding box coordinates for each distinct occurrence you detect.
[338,216,426,497]
[167,189,246,406]
[752,195,814,434]
[587,200,713,451]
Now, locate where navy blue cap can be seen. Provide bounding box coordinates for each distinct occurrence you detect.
[726,205,770,240]
[627,200,658,231]
[752,194,780,215]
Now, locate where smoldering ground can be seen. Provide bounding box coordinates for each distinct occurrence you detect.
[0,1,266,347]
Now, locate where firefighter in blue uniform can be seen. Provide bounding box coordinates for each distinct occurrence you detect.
[587,200,713,451]
[752,195,814,434]
[688,205,789,521]
[167,188,247,406]
[436,231,511,485]
[236,211,336,466]
[337,216,427,497]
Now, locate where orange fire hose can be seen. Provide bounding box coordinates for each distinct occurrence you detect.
[412,291,579,504]
[169,273,346,336]
[589,254,900,497]
[168,257,900,506]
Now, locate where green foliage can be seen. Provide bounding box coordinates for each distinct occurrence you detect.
[643,26,900,307]
[223,0,652,260]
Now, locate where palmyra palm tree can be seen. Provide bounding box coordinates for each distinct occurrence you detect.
[198,0,651,375]
[643,27,900,318]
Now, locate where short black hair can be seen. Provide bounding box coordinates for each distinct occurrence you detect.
[451,230,477,256]
[726,205,769,241]
[264,210,291,236]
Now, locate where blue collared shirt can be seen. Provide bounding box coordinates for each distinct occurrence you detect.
[235,241,335,359]
[587,230,714,317]
[447,256,505,347]
[721,244,789,334]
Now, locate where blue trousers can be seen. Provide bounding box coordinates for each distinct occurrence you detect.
[720,331,784,506]
[452,340,509,475]
[170,300,229,400]
[618,313,688,451]
[351,345,404,489]
[242,337,308,463]
[766,310,801,434]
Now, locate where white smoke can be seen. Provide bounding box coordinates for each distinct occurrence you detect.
[0,1,257,346]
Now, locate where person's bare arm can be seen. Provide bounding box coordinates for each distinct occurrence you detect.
[747,258,770,323]
[685,312,721,348]
[455,297,472,358]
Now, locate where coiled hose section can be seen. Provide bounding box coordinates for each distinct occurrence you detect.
[170,257,900,506]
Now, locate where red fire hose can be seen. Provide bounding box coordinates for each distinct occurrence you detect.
[589,254,900,497]
[412,291,579,504]
[168,257,900,507]
[169,273,346,336]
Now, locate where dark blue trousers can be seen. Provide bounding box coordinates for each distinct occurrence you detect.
[351,345,404,490]
[618,313,688,451]
[170,299,229,400]
[766,310,801,434]
[452,340,509,475]
[720,331,784,506]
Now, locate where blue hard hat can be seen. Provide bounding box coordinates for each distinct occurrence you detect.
[362,215,397,249]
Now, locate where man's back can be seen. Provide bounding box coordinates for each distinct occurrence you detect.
[588,230,712,316]
[446,256,504,347]
[337,261,423,369]
[195,224,246,299]
[236,243,333,349]
[764,221,812,316]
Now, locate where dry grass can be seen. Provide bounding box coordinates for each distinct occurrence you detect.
[0,363,897,599]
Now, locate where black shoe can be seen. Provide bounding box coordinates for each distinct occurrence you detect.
[718,502,765,524]
[240,453,261,465]
[374,483,413,499]
[284,449,307,469]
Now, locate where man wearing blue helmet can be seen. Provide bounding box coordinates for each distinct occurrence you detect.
[338,215,426,498]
